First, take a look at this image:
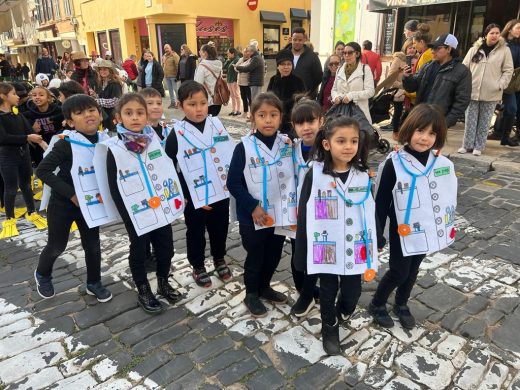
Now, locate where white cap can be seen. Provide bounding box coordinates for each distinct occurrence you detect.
[430,33,458,50]
[117,68,128,80]
[35,73,49,86]
[48,78,62,88]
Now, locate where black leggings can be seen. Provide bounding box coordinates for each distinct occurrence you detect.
[208,105,222,117]
[0,151,35,218]
[320,274,362,325]
[0,172,4,208]
[37,201,101,284]
[239,86,252,113]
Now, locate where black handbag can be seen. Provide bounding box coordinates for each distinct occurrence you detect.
[325,102,374,134]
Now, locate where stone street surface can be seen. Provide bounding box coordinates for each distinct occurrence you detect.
[2,116,520,390]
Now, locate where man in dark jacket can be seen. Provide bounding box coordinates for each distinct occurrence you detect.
[285,28,323,99]
[35,48,58,78]
[235,46,265,100]
[403,33,471,128]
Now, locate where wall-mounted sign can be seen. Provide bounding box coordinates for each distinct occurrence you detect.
[247,0,258,11]
[282,28,289,35]
[145,0,152,7]
[196,18,234,37]
[62,40,71,48]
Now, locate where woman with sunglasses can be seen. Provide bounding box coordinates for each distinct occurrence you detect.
[318,54,341,112]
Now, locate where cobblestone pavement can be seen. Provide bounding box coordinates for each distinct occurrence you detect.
[1,121,520,389]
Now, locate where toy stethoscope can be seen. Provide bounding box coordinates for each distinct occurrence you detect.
[293,143,309,189]
[177,118,222,206]
[330,174,376,282]
[135,152,162,209]
[252,135,289,227]
[396,149,439,237]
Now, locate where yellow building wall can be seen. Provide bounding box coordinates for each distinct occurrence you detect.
[73,0,311,58]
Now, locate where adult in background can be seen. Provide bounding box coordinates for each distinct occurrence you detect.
[223,48,241,116]
[139,51,165,97]
[404,20,419,40]
[122,54,139,92]
[235,45,265,102]
[176,44,197,83]
[317,54,341,112]
[331,41,375,124]
[35,48,58,79]
[58,52,74,78]
[0,54,11,79]
[322,41,345,75]
[493,19,520,145]
[286,27,323,99]
[21,63,30,80]
[361,40,382,86]
[459,24,513,155]
[402,33,471,129]
[162,44,180,108]
[195,44,223,116]
[90,51,99,68]
[236,47,252,120]
[94,59,123,131]
[70,51,98,96]
[267,49,305,135]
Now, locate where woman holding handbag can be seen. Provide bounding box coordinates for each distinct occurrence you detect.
[194,44,223,116]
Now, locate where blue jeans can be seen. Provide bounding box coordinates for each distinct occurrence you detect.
[164,77,178,103]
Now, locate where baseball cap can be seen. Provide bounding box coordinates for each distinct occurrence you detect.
[429,33,458,49]
[35,73,49,86]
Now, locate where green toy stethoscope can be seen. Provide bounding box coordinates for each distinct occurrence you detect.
[330,173,376,282]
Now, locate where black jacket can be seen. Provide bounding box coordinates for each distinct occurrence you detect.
[284,44,323,99]
[402,57,471,128]
[267,73,305,135]
[235,52,265,87]
[176,54,197,81]
[139,60,165,96]
[35,56,58,76]
[71,67,98,94]
[0,110,33,160]
[22,100,64,143]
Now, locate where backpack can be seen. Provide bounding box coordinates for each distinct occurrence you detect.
[200,64,230,106]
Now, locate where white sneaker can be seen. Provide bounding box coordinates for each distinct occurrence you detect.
[473,150,481,156]
[457,147,467,154]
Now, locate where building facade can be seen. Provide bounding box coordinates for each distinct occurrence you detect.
[72,0,312,63]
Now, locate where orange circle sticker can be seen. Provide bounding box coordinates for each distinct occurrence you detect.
[289,225,297,231]
[397,224,411,236]
[264,215,274,227]
[148,196,161,209]
[364,269,376,282]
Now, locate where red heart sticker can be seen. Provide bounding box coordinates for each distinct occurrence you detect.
[450,227,455,239]
[360,246,367,260]
[174,198,182,209]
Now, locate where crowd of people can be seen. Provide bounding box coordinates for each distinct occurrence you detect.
[0,19,518,357]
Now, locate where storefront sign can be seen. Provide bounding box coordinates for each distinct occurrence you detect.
[282,28,289,35]
[196,18,234,37]
[369,0,471,11]
[247,0,258,11]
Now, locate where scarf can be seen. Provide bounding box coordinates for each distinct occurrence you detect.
[344,62,357,80]
[116,123,154,154]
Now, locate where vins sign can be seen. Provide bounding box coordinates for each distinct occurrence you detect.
[248,0,258,11]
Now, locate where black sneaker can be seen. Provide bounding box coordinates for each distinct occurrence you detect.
[137,282,164,314]
[259,287,287,304]
[244,293,268,318]
[337,308,354,326]
[368,302,394,328]
[157,276,182,303]
[291,294,315,317]
[322,321,341,356]
[34,270,55,299]
[86,281,113,303]
[393,304,416,329]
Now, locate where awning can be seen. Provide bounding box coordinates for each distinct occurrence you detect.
[260,11,287,23]
[290,8,307,19]
[13,43,41,48]
[369,0,472,12]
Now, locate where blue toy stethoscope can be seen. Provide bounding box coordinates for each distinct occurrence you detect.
[177,118,222,206]
[396,149,439,237]
[330,174,376,282]
[252,135,289,226]
[293,142,309,188]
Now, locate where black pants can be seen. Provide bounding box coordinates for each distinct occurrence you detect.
[0,171,4,208]
[208,105,222,117]
[239,86,251,113]
[184,198,229,269]
[290,238,318,296]
[123,221,174,286]
[392,101,404,131]
[320,273,361,325]
[0,151,35,219]
[37,201,101,284]
[239,224,286,294]
[372,231,425,307]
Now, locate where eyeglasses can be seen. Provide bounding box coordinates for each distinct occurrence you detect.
[329,62,340,66]
[343,50,355,56]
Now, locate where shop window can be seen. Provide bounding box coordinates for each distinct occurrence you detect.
[195,18,234,58]
[291,20,303,34]
[52,0,60,20]
[97,31,109,58]
[263,25,280,57]
[64,0,73,17]
[156,24,187,58]
[109,30,123,64]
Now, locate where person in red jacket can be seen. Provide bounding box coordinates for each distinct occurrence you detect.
[361,40,382,87]
[122,55,138,91]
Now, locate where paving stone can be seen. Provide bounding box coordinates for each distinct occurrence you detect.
[185,288,232,315]
[477,362,509,390]
[417,283,467,312]
[394,345,454,390]
[105,307,152,333]
[418,329,448,350]
[148,355,194,387]
[273,326,326,364]
[200,347,251,375]
[357,331,392,360]
[417,273,437,289]
[443,266,487,293]
[164,368,205,390]
[454,347,490,390]
[170,332,203,354]
[381,376,422,390]
[383,323,426,344]
[321,355,352,374]
[6,366,64,390]
[436,334,467,359]
[364,366,394,388]
[509,373,520,390]
[190,334,235,364]
[474,280,508,298]
[380,340,399,369]
[65,323,111,354]
[486,243,520,265]
[201,321,227,338]
[276,350,312,376]
[59,340,119,377]
[491,313,520,354]
[52,371,98,389]
[92,351,132,382]
[481,308,505,326]
[462,295,489,315]
[216,356,259,386]
[132,324,189,356]
[246,366,285,390]
[131,350,170,378]
[407,301,435,323]
[293,362,339,390]
[342,328,371,356]
[327,382,349,390]
[0,341,66,383]
[441,308,470,332]
[73,290,138,329]
[494,297,520,313]
[459,319,487,339]
[119,307,187,346]
[344,362,367,387]
[92,378,133,390]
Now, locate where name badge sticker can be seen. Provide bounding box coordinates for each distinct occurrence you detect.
[434,167,450,177]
